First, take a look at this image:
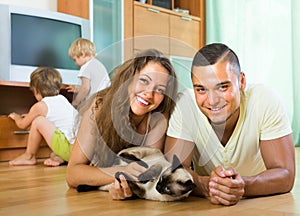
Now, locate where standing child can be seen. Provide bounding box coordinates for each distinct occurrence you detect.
[67,38,111,108]
[9,67,78,167]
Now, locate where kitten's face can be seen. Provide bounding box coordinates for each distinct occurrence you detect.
[156,166,196,197]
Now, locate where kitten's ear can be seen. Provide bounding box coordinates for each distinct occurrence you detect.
[171,155,183,172]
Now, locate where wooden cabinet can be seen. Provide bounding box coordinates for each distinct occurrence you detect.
[128,0,205,58]
[57,0,205,58]
[0,81,49,161]
[57,0,89,19]
[170,14,200,57]
[0,116,50,162]
[133,4,170,54]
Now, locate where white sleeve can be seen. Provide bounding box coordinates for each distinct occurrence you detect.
[167,90,197,142]
[259,87,292,140]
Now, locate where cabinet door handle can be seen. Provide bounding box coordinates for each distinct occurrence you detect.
[13,130,30,135]
[181,16,192,21]
[147,8,160,13]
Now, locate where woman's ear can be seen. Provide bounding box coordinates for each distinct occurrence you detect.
[239,72,246,91]
[33,87,38,95]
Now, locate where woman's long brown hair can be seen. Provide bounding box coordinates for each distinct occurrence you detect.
[94,49,178,154]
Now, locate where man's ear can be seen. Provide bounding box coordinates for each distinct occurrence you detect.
[239,72,246,91]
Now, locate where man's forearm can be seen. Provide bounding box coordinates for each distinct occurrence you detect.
[243,168,294,197]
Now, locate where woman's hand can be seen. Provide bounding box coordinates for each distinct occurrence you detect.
[108,162,147,200]
[108,175,133,200]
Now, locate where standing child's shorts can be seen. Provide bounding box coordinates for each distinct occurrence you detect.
[51,129,73,161]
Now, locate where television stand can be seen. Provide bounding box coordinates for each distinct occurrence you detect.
[0,80,73,162]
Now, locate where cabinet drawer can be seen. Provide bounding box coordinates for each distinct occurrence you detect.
[0,116,50,161]
[0,116,29,149]
[170,15,200,57]
[134,4,169,55]
[0,116,48,149]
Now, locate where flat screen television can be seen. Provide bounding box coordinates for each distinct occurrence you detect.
[0,4,90,84]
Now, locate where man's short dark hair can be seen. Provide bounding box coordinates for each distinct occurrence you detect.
[192,43,241,77]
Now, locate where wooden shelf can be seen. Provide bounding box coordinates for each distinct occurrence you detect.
[0,82,36,115]
[137,0,205,20]
[0,80,30,87]
[0,81,73,115]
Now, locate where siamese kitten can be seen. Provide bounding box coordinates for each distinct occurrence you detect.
[77,146,196,202]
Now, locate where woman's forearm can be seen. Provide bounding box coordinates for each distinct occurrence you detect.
[66,164,115,188]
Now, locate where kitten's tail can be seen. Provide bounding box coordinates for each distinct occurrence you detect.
[76,184,100,192]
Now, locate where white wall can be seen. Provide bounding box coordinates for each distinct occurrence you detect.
[0,0,56,11]
[206,0,294,121]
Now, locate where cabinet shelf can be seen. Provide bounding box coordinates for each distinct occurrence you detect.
[135,0,204,19]
[135,1,201,21]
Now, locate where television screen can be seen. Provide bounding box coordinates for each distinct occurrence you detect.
[11,13,81,70]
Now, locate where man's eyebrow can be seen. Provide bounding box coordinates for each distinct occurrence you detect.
[193,84,204,88]
[216,81,231,86]
[193,81,231,88]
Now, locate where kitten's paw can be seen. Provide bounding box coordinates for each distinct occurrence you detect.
[115,171,132,183]
[138,164,163,183]
[136,160,148,168]
[137,173,151,184]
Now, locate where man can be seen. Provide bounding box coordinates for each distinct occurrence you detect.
[164,43,295,206]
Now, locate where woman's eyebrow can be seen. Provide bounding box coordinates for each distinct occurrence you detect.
[140,73,168,88]
[140,74,152,81]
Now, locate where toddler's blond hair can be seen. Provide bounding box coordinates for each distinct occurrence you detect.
[68,38,96,58]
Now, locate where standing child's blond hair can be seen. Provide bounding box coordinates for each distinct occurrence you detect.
[68,38,97,58]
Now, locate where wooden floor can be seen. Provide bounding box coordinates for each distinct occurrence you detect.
[1,148,300,215]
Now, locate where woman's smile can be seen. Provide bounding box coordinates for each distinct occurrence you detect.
[136,95,150,107]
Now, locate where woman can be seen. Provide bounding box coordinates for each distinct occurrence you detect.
[66,49,178,197]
